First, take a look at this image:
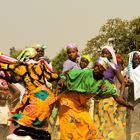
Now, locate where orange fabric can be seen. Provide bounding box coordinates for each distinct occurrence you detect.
[12,85,55,129]
[57,92,104,140]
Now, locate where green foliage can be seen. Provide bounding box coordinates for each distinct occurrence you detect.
[83,17,140,67]
[51,48,67,73]
[9,47,22,58]
[129,17,140,51]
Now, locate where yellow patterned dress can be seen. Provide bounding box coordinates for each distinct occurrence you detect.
[0,62,58,130]
[58,92,103,140]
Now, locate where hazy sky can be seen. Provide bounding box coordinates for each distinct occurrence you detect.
[0,0,140,59]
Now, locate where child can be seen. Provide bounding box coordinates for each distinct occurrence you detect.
[80,54,95,119]
[62,43,80,72]
[80,54,91,69]
[52,43,80,140]
[58,43,80,91]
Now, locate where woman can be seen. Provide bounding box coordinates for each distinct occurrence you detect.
[94,45,127,140]
[0,53,58,140]
[57,57,133,140]
[17,44,47,62]
[51,43,81,140]
[126,51,140,101]
[57,43,81,93]
[62,43,80,72]
[124,51,140,140]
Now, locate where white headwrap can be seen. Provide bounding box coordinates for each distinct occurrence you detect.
[101,45,117,69]
[127,51,140,100]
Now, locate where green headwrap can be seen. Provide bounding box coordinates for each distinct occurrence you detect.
[17,47,37,62]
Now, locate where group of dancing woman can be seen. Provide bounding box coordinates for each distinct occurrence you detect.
[0,43,139,140]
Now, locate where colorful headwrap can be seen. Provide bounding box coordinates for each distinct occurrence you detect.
[66,43,78,51]
[17,47,37,62]
[82,54,91,62]
[95,57,109,70]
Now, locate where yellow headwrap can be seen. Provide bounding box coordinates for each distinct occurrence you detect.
[82,55,91,62]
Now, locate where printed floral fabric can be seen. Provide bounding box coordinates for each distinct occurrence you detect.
[57,92,104,140]
[94,97,127,140]
[12,86,55,129]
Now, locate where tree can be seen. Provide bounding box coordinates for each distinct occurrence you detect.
[51,48,67,73]
[129,17,140,51]
[9,47,22,58]
[83,17,140,66]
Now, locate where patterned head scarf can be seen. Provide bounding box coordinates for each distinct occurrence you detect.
[95,57,109,70]
[82,54,91,62]
[17,47,37,62]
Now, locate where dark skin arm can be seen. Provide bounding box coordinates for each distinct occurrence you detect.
[55,70,71,94]
[58,70,70,88]
[113,95,134,110]
[115,68,126,97]
[8,83,20,108]
[8,83,20,97]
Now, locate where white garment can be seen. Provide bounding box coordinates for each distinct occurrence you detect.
[87,98,94,119]
[14,83,25,103]
[101,45,117,65]
[0,104,10,125]
[129,65,140,100]
[7,134,32,140]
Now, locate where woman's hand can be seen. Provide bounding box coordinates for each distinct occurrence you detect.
[113,95,134,110]
[127,102,134,110]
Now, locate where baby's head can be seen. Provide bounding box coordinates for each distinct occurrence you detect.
[80,55,91,69]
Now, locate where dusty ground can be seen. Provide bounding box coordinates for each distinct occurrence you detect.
[126,102,140,140]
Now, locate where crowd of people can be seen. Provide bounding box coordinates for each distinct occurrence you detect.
[0,43,139,140]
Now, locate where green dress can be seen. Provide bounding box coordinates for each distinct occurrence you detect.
[66,68,117,99]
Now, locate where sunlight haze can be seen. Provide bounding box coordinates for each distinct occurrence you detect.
[0,0,140,59]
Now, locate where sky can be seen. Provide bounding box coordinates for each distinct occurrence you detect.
[0,0,140,59]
